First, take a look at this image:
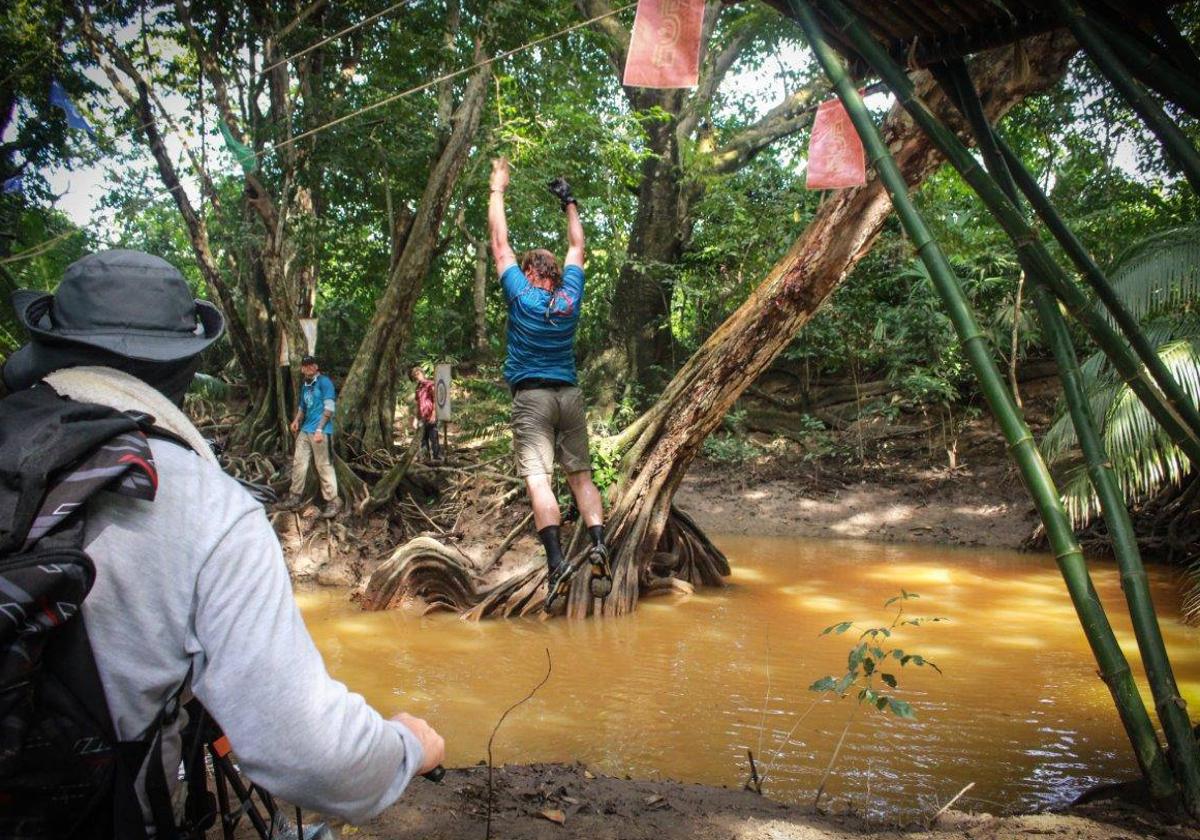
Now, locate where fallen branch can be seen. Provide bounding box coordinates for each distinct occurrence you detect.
[479,510,534,575]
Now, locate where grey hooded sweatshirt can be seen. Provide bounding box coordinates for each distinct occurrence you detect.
[50,367,424,825]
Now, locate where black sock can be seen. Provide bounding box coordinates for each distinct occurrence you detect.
[538,525,565,570]
[588,524,605,546]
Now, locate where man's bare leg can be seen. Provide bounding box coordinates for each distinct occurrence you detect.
[567,470,611,597]
[525,473,561,530]
[565,470,603,528]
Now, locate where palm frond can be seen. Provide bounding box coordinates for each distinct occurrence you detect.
[1101,226,1200,326]
[1041,339,1199,529]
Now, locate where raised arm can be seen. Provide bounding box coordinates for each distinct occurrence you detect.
[564,202,584,269]
[488,157,516,276]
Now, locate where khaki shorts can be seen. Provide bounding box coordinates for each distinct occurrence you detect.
[511,386,592,477]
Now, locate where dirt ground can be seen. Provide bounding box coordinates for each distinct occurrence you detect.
[264,763,1195,840]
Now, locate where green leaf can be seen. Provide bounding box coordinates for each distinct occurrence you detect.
[821,621,854,636]
[888,699,916,719]
[835,673,856,695]
[847,643,867,672]
[881,673,898,688]
[809,676,837,692]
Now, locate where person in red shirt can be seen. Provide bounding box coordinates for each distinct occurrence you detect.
[409,366,442,462]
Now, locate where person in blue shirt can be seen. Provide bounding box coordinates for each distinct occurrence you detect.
[279,354,341,518]
[488,157,610,611]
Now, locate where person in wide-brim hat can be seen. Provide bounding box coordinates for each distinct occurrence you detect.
[3,249,224,402]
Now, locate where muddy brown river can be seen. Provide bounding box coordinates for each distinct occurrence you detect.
[296,536,1200,818]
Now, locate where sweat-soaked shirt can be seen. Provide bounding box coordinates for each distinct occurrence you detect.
[501,263,584,387]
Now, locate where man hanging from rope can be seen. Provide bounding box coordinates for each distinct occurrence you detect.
[488,157,611,611]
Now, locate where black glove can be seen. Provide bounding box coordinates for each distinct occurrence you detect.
[548,176,577,211]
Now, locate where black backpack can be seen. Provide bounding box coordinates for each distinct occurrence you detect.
[0,383,188,839]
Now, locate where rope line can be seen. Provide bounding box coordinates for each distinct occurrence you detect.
[259,0,415,77]
[271,2,637,153]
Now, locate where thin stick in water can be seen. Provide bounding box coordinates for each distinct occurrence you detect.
[486,648,552,840]
[930,781,975,826]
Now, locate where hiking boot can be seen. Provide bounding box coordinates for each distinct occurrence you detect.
[544,555,585,613]
[277,493,304,511]
[318,497,342,519]
[587,542,612,599]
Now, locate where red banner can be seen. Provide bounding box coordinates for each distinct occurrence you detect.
[622,0,705,89]
[806,99,866,190]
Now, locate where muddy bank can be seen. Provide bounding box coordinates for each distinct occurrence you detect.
[675,444,1035,551]
[281,763,1194,840]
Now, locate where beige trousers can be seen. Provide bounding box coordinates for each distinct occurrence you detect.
[290,431,338,501]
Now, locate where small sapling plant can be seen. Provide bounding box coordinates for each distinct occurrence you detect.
[809,590,946,807]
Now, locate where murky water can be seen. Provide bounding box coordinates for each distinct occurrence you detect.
[296,536,1200,818]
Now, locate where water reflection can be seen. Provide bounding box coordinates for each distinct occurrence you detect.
[296,536,1200,818]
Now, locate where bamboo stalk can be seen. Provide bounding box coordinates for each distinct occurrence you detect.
[797,0,1200,471]
[990,132,1200,448]
[786,0,1177,804]
[1051,0,1200,195]
[1144,4,1200,81]
[939,57,1200,817]
[1084,11,1200,118]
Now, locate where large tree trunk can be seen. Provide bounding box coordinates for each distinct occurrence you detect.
[593,32,1077,617]
[616,92,692,401]
[338,63,490,453]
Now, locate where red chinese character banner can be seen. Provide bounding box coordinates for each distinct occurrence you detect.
[806,99,866,190]
[623,0,705,89]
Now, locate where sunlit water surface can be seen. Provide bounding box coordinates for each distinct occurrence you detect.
[296,536,1200,817]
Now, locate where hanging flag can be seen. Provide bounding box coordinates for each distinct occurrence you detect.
[1,176,22,195]
[623,0,705,89]
[48,79,95,138]
[806,98,865,190]
[219,121,257,175]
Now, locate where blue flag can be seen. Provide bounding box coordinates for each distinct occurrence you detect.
[1,176,21,195]
[49,79,95,138]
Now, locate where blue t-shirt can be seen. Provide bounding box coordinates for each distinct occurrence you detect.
[502,263,585,386]
[299,374,336,434]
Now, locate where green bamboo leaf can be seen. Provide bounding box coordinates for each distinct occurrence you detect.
[881,673,898,688]
[888,699,916,719]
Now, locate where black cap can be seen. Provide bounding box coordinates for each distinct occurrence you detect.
[301,354,318,366]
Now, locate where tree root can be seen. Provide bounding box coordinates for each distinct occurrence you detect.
[363,537,480,614]
[362,506,730,620]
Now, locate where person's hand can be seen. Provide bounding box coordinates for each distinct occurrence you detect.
[490,157,509,193]
[392,712,445,775]
[548,176,576,210]
[312,429,325,445]
[290,418,300,435]
[411,416,419,431]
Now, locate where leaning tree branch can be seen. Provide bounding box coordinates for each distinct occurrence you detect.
[574,0,631,79]
[706,77,829,173]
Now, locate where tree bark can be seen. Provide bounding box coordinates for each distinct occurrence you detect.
[588,31,1078,617]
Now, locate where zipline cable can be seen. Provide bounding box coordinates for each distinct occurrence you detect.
[258,0,415,77]
[271,2,638,152]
